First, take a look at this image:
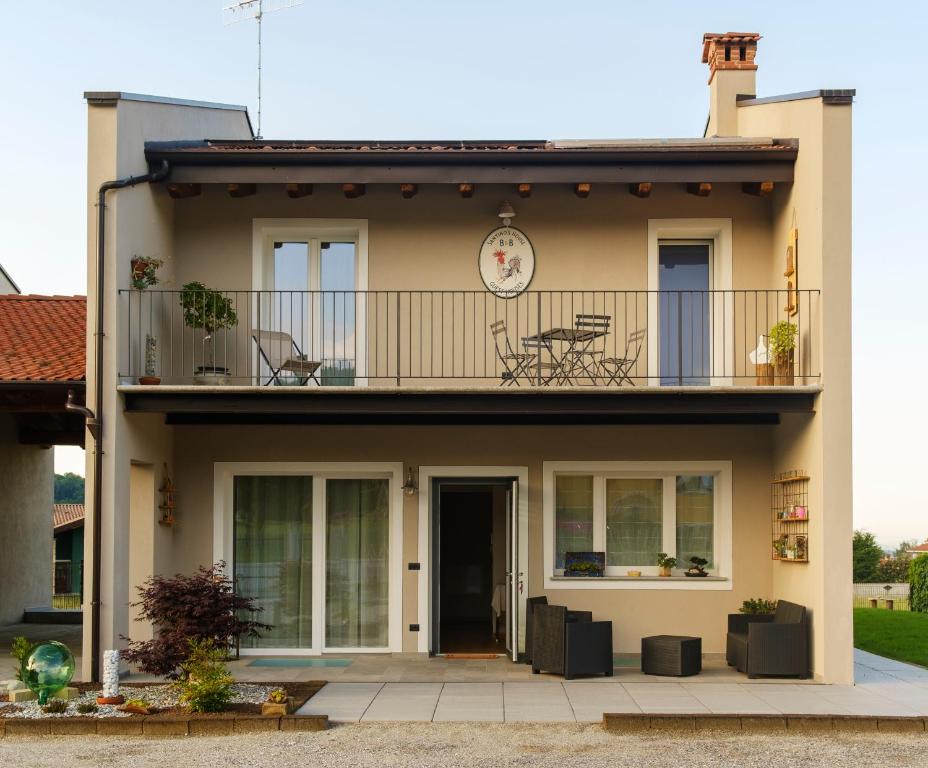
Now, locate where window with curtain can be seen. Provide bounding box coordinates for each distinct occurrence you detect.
[676,475,714,567]
[234,475,313,649]
[606,479,663,566]
[554,475,594,569]
[325,478,390,648]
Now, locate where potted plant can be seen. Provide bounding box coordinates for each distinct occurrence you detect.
[768,320,797,385]
[130,256,162,290]
[739,598,777,615]
[139,333,160,385]
[684,556,709,577]
[656,552,677,577]
[261,687,295,716]
[179,282,238,385]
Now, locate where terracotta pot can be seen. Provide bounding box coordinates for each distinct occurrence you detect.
[138,376,161,385]
[658,566,672,577]
[96,695,124,705]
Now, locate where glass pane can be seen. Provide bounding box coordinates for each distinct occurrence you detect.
[555,475,594,569]
[234,475,313,648]
[676,475,714,568]
[325,478,389,647]
[271,242,311,384]
[659,243,710,385]
[320,242,356,385]
[606,478,663,566]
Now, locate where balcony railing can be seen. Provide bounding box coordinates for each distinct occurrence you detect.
[117,289,820,387]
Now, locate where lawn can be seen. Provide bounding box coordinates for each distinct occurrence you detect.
[854,607,928,668]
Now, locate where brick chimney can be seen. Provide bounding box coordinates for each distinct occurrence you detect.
[702,32,760,137]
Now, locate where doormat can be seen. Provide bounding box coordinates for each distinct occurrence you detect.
[247,658,353,668]
[443,653,504,660]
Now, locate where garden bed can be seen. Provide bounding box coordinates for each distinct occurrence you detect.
[0,681,326,736]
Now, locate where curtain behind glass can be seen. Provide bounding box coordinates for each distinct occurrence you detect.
[676,475,714,567]
[606,479,662,566]
[326,479,389,648]
[234,476,313,648]
[555,475,594,569]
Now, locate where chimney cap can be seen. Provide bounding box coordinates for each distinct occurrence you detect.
[702,32,762,63]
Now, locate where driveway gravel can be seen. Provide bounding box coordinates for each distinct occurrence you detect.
[1,723,927,767]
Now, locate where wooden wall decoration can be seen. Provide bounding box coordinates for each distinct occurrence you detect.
[784,227,799,316]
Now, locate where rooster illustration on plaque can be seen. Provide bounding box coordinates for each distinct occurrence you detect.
[478,226,535,298]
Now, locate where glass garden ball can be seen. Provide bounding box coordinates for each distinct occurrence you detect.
[21,641,75,704]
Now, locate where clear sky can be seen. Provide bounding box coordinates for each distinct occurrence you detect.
[1,1,924,548]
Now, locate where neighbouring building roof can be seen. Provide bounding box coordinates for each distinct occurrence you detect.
[53,503,84,532]
[907,543,928,554]
[0,295,86,382]
[0,263,20,294]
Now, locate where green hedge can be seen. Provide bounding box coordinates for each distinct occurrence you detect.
[910,555,928,612]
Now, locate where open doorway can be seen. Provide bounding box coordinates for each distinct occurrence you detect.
[432,481,511,655]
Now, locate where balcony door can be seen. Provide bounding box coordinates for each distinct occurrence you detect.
[658,241,711,386]
[253,219,369,386]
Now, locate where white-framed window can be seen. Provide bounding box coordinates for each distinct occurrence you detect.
[543,461,732,590]
[213,462,403,653]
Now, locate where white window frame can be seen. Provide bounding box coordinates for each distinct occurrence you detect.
[251,219,369,384]
[543,461,732,590]
[213,461,403,654]
[647,219,733,386]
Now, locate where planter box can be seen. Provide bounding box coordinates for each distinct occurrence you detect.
[261,697,296,716]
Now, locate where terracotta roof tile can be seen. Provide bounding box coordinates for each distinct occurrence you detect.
[0,295,86,382]
[53,503,84,531]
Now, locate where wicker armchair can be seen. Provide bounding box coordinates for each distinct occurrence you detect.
[524,596,548,665]
[726,600,809,679]
[531,604,613,680]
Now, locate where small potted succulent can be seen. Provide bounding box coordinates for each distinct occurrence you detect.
[139,333,160,385]
[656,552,677,577]
[768,320,797,385]
[130,256,162,290]
[261,687,294,716]
[684,556,709,577]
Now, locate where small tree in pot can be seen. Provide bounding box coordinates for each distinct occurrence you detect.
[768,320,797,385]
[180,282,238,384]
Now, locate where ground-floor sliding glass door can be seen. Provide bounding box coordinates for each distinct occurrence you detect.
[217,463,402,654]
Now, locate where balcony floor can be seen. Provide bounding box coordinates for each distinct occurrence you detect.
[118,384,820,425]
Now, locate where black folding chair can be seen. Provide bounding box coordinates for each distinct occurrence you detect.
[601,329,646,386]
[490,320,534,386]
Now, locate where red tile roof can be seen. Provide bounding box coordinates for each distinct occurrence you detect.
[0,295,86,382]
[908,543,928,553]
[53,503,84,532]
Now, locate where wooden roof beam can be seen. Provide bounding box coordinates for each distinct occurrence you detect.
[742,181,775,197]
[166,183,201,199]
[517,183,532,198]
[574,183,591,198]
[686,182,712,197]
[458,183,475,198]
[285,183,313,198]
[628,182,652,198]
[227,183,256,198]
[342,183,366,199]
[400,183,418,199]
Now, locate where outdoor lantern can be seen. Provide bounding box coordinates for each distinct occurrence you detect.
[402,467,418,496]
[497,201,516,226]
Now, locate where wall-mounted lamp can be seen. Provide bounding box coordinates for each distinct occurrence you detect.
[402,467,419,496]
[497,201,516,226]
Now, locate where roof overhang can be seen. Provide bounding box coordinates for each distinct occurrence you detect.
[0,381,86,446]
[146,137,797,185]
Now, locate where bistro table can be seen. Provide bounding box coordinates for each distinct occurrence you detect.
[521,326,609,385]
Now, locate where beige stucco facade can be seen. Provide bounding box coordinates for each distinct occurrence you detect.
[81,35,853,684]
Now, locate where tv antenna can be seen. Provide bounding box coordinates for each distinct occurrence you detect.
[223,0,303,139]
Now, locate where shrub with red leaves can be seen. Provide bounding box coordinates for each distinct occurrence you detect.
[121,562,271,678]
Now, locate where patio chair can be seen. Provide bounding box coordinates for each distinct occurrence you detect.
[489,320,534,386]
[524,596,549,664]
[520,336,564,385]
[566,314,610,382]
[531,604,613,680]
[726,600,809,679]
[252,329,321,385]
[601,329,646,386]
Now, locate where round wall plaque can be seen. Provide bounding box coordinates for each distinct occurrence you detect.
[478,226,535,298]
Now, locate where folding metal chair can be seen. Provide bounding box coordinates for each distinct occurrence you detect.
[489,320,534,386]
[252,329,321,385]
[601,329,646,386]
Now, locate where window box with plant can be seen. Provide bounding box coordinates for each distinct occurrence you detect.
[179,282,239,385]
[769,320,797,386]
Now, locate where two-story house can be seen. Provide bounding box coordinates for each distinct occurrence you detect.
[80,32,853,683]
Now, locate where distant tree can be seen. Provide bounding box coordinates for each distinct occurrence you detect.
[895,540,921,558]
[54,473,85,504]
[853,530,884,583]
[875,555,911,583]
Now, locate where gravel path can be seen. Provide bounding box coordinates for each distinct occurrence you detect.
[2,723,927,767]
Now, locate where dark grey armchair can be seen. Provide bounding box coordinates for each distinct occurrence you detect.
[726,600,809,679]
[531,604,613,680]
[525,596,548,665]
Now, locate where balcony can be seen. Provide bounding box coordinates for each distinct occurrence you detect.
[117,289,820,424]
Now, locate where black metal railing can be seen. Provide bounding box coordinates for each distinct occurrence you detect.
[117,289,820,387]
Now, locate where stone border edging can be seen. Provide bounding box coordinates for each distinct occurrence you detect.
[0,713,328,737]
[603,713,927,734]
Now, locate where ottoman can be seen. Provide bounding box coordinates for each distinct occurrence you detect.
[641,635,702,677]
